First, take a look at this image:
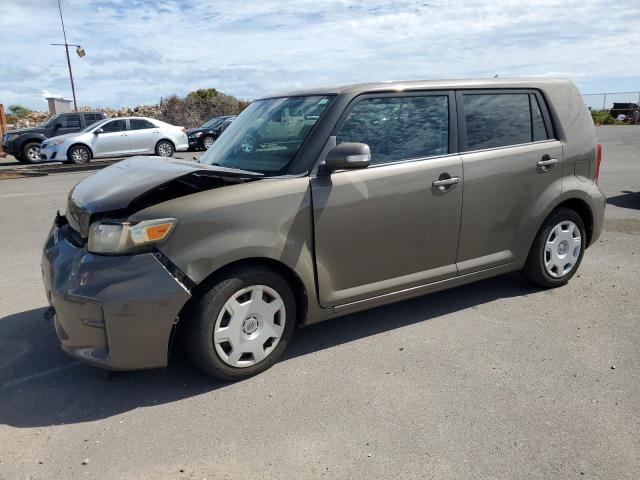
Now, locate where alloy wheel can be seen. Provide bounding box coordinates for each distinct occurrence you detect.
[27,145,40,162]
[213,285,285,368]
[71,147,90,163]
[203,136,215,150]
[544,220,581,278]
[158,142,172,157]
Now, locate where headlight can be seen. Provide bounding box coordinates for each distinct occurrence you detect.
[6,133,21,141]
[189,131,202,138]
[49,138,66,145]
[88,218,175,254]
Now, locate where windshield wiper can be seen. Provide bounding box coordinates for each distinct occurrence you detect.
[199,163,263,178]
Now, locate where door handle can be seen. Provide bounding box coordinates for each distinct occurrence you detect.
[432,177,460,188]
[537,158,557,169]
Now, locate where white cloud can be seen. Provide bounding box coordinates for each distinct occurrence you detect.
[0,0,638,109]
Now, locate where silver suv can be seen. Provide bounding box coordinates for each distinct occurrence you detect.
[42,78,605,380]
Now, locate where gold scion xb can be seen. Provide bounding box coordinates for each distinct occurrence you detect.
[42,78,605,380]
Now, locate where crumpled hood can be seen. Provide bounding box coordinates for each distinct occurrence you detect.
[67,156,260,237]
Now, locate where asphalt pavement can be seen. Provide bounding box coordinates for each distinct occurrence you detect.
[0,127,638,479]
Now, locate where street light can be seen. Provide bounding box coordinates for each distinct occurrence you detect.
[51,0,85,111]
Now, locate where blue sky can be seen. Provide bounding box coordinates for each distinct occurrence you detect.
[1,0,639,110]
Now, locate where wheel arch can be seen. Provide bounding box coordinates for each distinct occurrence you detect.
[181,257,309,327]
[554,197,594,247]
[156,138,175,149]
[17,134,47,151]
[67,142,94,160]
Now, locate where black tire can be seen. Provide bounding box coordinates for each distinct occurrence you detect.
[12,153,26,163]
[155,140,174,157]
[66,145,91,164]
[21,142,41,164]
[522,207,586,288]
[182,265,296,381]
[202,135,215,150]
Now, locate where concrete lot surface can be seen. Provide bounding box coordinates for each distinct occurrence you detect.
[0,127,638,479]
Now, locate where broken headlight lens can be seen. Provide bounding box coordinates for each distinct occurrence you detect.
[88,218,175,254]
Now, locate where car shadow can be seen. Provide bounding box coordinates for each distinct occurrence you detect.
[0,272,536,428]
[606,191,640,210]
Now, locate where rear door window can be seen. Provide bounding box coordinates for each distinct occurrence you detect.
[59,114,81,128]
[130,119,156,130]
[83,113,103,126]
[336,94,450,165]
[461,92,552,150]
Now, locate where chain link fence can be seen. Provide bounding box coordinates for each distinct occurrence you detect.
[583,91,640,125]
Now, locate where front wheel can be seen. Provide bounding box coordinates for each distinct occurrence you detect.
[202,135,215,150]
[182,266,296,381]
[67,145,91,164]
[522,207,586,288]
[155,140,174,157]
[21,142,41,163]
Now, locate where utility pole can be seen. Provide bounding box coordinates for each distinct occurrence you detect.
[52,0,84,111]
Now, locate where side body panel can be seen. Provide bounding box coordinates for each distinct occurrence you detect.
[129,177,327,321]
[456,140,564,273]
[127,125,159,153]
[310,155,463,307]
[91,131,132,157]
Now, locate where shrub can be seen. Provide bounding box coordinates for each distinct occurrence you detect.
[160,89,248,127]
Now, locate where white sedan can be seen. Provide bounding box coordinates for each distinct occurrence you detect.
[40,117,189,164]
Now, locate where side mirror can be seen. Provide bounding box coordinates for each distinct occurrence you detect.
[54,122,63,130]
[323,143,371,173]
[94,128,104,134]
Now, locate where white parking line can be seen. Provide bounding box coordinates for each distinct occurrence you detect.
[1,362,81,389]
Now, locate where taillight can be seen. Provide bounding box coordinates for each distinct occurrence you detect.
[595,143,603,183]
[180,127,186,133]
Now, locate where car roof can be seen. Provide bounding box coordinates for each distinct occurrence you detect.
[259,77,574,99]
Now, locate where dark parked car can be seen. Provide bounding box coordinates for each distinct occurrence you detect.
[42,78,605,381]
[186,115,235,151]
[2,111,107,163]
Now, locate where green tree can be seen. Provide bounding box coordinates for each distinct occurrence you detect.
[186,88,220,103]
[8,104,32,118]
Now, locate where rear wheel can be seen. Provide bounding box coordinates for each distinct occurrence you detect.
[182,265,296,381]
[67,145,91,164]
[21,142,41,164]
[523,207,586,288]
[155,140,174,157]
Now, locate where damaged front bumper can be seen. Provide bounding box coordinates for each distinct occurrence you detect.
[41,215,191,370]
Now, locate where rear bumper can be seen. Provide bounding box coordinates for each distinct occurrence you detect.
[41,215,191,370]
[175,140,189,152]
[589,185,606,246]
